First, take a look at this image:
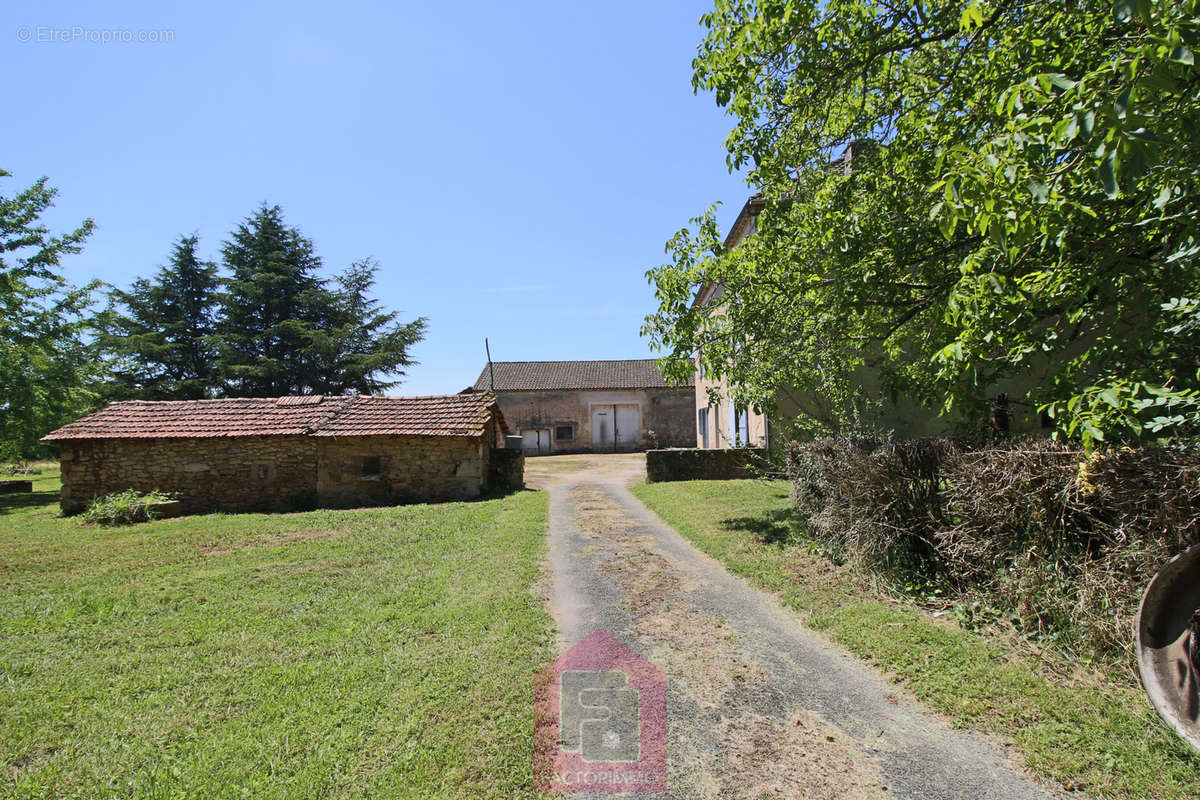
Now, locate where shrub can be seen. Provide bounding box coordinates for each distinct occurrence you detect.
[81,489,175,526]
[787,436,965,574]
[787,436,1200,667]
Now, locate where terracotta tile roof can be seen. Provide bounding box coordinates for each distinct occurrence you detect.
[471,360,689,392]
[311,394,505,438]
[41,394,505,441]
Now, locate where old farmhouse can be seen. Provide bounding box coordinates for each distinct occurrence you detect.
[469,359,695,455]
[41,393,518,514]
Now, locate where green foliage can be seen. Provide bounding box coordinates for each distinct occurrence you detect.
[645,0,1200,443]
[80,488,175,526]
[217,204,331,396]
[100,205,428,400]
[0,169,101,459]
[99,234,221,400]
[216,205,427,397]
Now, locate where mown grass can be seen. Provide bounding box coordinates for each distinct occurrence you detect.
[1,466,554,799]
[632,479,1200,800]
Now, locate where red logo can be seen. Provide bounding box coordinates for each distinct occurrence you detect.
[534,629,667,792]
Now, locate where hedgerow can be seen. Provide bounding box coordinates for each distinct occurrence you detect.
[787,437,1200,667]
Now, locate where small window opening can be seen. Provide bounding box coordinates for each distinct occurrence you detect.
[555,425,575,442]
[362,456,382,475]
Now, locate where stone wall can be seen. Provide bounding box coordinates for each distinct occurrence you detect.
[315,435,488,506]
[494,388,696,454]
[488,448,525,493]
[644,390,697,449]
[58,436,319,514]
[58,433,508,514]
[645,448,769,483]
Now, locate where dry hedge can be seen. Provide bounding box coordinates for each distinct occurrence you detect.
[786,436,1200,665]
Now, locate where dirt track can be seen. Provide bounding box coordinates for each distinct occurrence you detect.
[529,453,1061,800]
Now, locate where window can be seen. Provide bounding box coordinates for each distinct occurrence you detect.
[730,406,749,447]
[698,408,709,449]
[362,456,382,475]
[555,424,575,442]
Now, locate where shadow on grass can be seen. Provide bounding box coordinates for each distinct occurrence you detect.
[720,508,798,545]
[0,489,58,515]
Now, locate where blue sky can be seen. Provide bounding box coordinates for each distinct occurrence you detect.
[6,0,749,396]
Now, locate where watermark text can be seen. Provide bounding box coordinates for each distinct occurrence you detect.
[17,26,175,44]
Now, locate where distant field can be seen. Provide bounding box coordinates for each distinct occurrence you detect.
[633,479,1200,800]
[0,467,554,799]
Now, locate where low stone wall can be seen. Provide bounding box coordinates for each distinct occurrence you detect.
[488,448,525,493]
[645,448,768,483]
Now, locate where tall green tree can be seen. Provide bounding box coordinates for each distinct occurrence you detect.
[0,169,99,458]
[644,0,1200,444]
[216,205,331,396]
[216,204,426,397]
[100,235,221,400]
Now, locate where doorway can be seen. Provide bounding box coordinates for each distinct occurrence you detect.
[521,428,552,455]
[591,404,640,451]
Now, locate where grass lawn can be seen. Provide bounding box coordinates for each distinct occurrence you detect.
[1,466,554,799]
[633,479,1200,800]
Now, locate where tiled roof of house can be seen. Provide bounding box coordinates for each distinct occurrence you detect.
[471,359,689,392]
[40,393,504,441]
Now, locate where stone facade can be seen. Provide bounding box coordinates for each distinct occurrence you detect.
[58,428,515,514]
[316,434,490,507]
[494,388,696,454]
[47,393,517,515]
[694,368,772,450]
[59,435,319,515]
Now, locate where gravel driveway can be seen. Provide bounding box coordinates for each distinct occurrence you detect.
[527,453,1061,800]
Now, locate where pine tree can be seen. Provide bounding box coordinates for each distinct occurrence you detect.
[214,205,426,397]
[101,235,220,400]
[216,205,329,396]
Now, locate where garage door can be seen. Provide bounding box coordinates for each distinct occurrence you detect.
[591,404,640,451]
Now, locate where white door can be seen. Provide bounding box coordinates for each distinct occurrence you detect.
[592,404,640,450]
[521,428,551,455]
[615,405,639,448]
[591,408,612,449]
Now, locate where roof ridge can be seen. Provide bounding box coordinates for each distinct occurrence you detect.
[470,359,685,391]
[107,393,493,406]
[305,394,359,435]
[356,392,493,401]
[487,358,659,364]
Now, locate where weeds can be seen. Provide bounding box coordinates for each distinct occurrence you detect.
[80,489,176,526]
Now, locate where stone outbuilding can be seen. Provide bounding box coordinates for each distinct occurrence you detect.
[41,393,518,514]
[468,360,695,455]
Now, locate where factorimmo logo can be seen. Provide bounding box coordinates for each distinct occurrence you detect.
[534,629,667,792]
